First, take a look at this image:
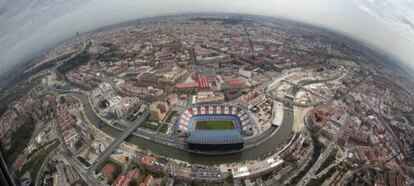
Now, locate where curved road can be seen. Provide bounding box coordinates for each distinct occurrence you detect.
[69,92,294,164]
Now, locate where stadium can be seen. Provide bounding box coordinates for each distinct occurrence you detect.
[177,105,253,151]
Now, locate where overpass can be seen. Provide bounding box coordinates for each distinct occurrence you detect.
[281,80,328,100]
[89,111,150,171]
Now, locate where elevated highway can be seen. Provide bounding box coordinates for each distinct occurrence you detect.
[281,80,328,100]
[89,111,150,171]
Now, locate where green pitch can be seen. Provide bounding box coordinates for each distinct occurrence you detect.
[195,120,235,130]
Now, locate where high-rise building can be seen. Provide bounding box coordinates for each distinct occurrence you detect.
[149,101,169,121]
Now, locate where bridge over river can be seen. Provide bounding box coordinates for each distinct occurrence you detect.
[89,111,150,171]
[69,92,294,164]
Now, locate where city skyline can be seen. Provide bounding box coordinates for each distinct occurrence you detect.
[1,0,414,76]
[0,14,412,185]
[0,2,414,185]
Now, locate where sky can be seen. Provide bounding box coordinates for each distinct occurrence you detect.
[0,0,414,75]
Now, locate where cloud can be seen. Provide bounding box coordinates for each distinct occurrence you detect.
[356,4,377,17]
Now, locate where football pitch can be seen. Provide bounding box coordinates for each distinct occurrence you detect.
[195,120,235,130]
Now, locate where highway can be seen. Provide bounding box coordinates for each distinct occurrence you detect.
[89,111,150,171]
[65,91,295,164]
[297,144,334,186]
[281,80,328,100]
[53,119,101,186]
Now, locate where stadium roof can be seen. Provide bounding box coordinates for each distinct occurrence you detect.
[187,130,243,145]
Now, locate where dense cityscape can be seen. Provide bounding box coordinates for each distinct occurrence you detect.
[0,14,413,186]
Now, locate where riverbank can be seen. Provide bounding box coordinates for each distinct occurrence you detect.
[67,92,296,164]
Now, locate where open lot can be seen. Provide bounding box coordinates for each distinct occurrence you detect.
[140,121,160,131]
[97,159,123,185]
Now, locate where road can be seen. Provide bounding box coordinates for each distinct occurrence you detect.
[334,74,370,101]
[242,24,254,52]
[292,108,350,185]
[281,80,328,100]
[297,144,333,186]
[89,111,150,171]
[313,149,348,179]
[56,87,296,164]
[53,119,101,186]
[35,144,58,186]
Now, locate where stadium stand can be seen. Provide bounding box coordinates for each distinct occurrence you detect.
[176,105,254,151]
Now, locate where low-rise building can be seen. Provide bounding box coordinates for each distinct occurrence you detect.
[240,91,266,109]
[231,157,284,180]
[194,92,225,104]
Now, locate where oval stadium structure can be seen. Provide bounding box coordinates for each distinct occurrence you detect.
[177,105,254,151]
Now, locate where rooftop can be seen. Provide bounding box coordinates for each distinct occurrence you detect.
[188,130,243,145]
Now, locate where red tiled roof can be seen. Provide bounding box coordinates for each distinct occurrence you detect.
[224,80,243,86]
[176,82,199,89]
[198,74,211,88]
[112,175,127,186]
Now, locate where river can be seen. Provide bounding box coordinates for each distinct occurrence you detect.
[70,92,294,164]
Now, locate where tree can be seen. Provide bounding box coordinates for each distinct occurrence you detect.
[137,163,145,175]
[161,175,169,185]
[59,96,66,104]
[128,179,138,186]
